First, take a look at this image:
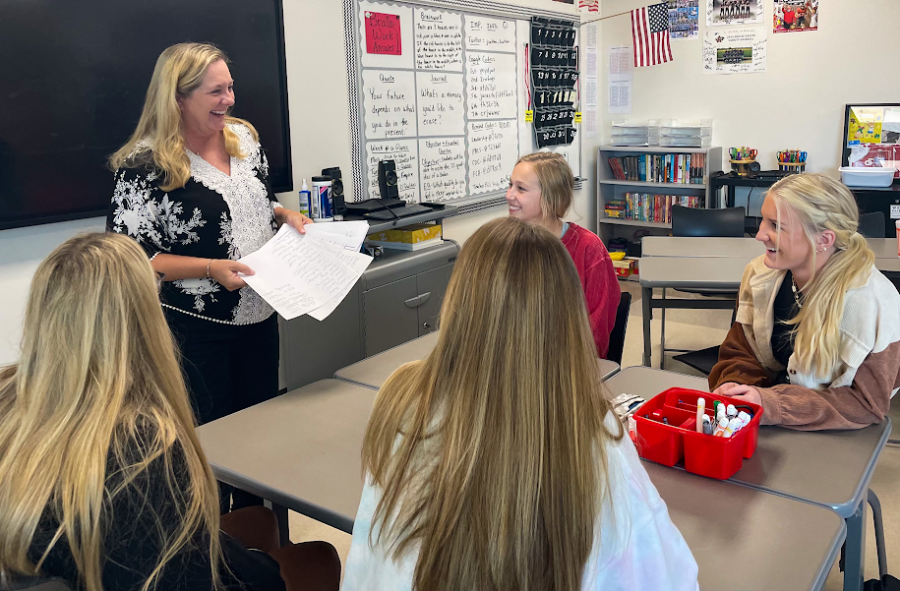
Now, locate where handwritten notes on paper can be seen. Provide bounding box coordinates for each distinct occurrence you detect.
[464,16,516,53]
[420,138,466,202]
[466,52,517,120]
[414,9,463,71]
[239,224,373,321]
[366,140,419,201]
[416,72,464,137]
[359,3,527,202]
[365,11,402,55]
[468,120,517,195]
[363,70,417,140]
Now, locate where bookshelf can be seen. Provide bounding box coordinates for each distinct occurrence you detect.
[596,145,723,245]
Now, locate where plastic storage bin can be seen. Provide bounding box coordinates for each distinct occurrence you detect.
[633,387,763,479]
[659,119,712,148]
[610,120,659,147]
[839,166,897,188]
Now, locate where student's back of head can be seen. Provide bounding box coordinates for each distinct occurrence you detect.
[0,232,221,591]
[361,217,622,591]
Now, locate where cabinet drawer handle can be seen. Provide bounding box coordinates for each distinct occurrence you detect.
[404,292,432,308]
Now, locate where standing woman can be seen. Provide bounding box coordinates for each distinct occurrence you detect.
[108,43,311,426]
[506,152,621,358]
[710,173,900,430]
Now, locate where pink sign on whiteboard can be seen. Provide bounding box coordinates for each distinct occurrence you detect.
[365,11,402,55]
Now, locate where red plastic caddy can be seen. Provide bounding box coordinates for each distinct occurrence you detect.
[634,388,763,480]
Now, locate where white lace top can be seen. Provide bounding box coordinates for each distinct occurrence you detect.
[107,122,280,325]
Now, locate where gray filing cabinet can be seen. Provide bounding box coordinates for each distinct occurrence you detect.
[280,240,459,390]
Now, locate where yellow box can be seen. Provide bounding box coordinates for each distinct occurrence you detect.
[367,223,442,244]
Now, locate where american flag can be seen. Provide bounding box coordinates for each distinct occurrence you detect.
[631,2,673,67]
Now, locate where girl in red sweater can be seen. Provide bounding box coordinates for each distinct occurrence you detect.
[506,152,621,358]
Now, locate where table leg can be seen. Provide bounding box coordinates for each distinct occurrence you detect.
[642,286,652,367]
[272,502,291,547]
[842,501,866,591]
[660,288,667,370]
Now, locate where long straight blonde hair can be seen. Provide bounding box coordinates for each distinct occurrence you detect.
[109,42,256,191]
[770,173,875,376]
[0,233,222,591]
[362,217,622,591]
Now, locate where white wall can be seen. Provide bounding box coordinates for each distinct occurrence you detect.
[597,0,900,176]
[0,0,583,365]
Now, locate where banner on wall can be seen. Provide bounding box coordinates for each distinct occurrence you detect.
[668,0,699,39]
[706,0,763,26]
[702,27,766,74]
[774,0,818,33]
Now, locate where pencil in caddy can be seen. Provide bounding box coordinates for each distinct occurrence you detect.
[633,388,763,480]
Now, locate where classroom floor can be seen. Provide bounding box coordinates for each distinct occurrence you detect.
[286,280,900,588]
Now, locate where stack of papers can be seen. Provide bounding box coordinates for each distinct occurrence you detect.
[238,221,373,321]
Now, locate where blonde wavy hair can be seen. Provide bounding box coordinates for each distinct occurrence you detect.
[109,42,257,191]
[770,173,876,377]
[0,233,223,591]
[362,217,622,591]
[517,152,575,220]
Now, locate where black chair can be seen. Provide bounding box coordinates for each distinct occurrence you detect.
[661,206,745,371]
[0,576,74,591]
[858,211,886,238]
[606,292,632,366]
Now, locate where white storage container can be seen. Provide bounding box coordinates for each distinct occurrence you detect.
[839,166,897,188]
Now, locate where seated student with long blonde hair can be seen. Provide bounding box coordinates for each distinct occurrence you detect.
[506,152,621,358]
[0,233,340,591]
[343,217,698,591]
[710,173,900,430]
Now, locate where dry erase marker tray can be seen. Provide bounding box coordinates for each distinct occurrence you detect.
[634,388,763,480]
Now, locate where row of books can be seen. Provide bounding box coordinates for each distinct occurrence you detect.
[604,194,702,224]
[608,153,706,184]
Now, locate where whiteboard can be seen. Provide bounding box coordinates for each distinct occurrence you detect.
[345,0,581,210]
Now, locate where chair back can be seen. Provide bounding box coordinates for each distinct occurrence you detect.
[606,291,632,365]
[672,206,746,238]
[0,575,74,591]
[858,211,886,238]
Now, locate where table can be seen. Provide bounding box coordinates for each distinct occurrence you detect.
[605,366,893,591]
[644,461,844,591]
[642,236,897,260]
[638,237,900,367]
[335,331,620,390]
[198,373,844,591]
[197,379,376,542]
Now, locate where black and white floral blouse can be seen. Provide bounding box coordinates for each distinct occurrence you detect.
[108,122,280,325]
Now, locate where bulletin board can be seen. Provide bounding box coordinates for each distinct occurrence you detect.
[342,0,582,213]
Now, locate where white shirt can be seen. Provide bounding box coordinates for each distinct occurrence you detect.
[342,412,699,591]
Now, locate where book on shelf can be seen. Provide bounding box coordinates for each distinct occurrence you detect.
[606,153,706,184]
[603,193,702,224]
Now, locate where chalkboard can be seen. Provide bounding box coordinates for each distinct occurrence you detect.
[344,0,581,210]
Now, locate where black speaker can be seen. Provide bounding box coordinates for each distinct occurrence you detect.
[322,167,345,215]
[377,160,399,200]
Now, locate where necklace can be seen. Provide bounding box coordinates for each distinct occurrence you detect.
[790,275,804,309]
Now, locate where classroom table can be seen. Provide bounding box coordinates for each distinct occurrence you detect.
[605,366,893,591]
[197,379,376,543]
[642,236,897,260]
[637,237,900,367]
[644,461,844,591]
[334,330,620,390]
[197,377,844,591]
